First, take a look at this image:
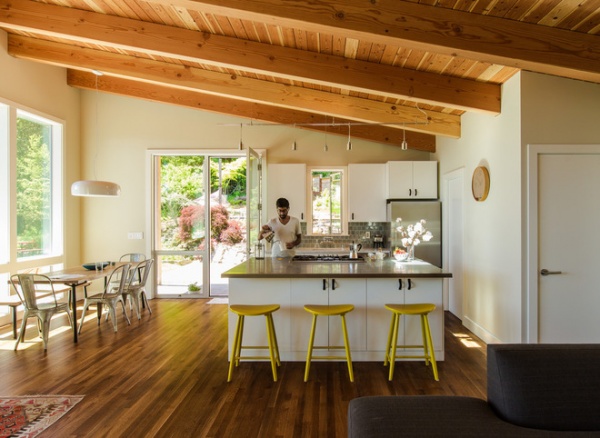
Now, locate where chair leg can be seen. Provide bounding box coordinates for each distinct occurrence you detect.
[14,311,29,351]
[141,291,152,315]
[340,314,354,382]
[304,314,318,382]
[108,305,118,332]
[40,314,53,351]
[78,302,90,334]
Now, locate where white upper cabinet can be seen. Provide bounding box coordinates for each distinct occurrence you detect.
[267,164,306,220]
[348,164,387,222]
[386,161,438,199]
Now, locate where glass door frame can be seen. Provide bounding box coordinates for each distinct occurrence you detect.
[147,148,264,299]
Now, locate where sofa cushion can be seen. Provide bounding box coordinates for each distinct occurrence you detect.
[487,344,600,431]
[347,395,568,437]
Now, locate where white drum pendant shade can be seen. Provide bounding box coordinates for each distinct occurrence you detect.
[71,180,121,197]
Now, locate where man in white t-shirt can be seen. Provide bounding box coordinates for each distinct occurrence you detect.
[259,198,302,257]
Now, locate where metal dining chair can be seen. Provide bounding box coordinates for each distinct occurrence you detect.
[9,273,74,351]
[122,258,154,320]
[78,263,131,333]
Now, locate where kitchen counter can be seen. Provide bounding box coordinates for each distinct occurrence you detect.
[223,257,452,362]
[221,257,451,279]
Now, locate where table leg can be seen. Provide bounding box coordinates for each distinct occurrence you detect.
[70,284,78,343]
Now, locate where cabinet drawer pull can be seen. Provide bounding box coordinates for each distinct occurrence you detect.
[407,279,413,290]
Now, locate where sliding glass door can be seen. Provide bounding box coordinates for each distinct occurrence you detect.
[152,150,261,298]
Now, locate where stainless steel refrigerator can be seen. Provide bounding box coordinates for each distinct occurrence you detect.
[387,200,442,267]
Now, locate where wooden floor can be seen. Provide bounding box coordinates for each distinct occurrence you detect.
[0,299,487,437]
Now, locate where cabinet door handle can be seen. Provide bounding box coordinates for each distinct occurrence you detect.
[407,279,413,290]
[414,189,418,197]
[301,213,304,220]
[351,213,354,220]
[409,189,412,197]
[398,279,403,290]
[332,279,337,290]
[323,279,327,290]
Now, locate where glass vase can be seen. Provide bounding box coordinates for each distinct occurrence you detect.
[405,245,415,261]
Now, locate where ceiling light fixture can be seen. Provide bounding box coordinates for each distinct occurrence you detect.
[401,128,408,151]
[71,71,121,197]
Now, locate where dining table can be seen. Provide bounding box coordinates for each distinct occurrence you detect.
[49,262,127,343]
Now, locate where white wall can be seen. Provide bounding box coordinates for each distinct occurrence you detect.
[0,30,82,267]
[436,71,600,344]
[435,73,523,343]
[79,85,428,262]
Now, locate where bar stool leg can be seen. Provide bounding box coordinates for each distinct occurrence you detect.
[383,312,395,366]
[228,314,244,382]
[388,313,401,381]
[340,314,354,382]
[423,314,439,381]
[304,314,318,382]
[265,314,278,381]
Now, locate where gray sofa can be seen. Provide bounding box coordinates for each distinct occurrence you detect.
[348,344,600,437]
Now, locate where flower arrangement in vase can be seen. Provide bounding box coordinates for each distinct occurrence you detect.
[394,218,433,261]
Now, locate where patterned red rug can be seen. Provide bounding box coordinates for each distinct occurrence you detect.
[0,395,83,438]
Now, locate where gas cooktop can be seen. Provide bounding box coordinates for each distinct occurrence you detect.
[291,254,365,263]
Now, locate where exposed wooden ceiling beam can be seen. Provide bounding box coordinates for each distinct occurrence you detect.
[161,0,600,83]
[66,70,436,152]
[8,35,461,137]
[0,0,500,114]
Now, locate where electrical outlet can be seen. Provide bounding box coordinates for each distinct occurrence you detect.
[365,231,370,239]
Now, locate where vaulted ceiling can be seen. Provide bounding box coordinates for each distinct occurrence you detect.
[1,0,599,152]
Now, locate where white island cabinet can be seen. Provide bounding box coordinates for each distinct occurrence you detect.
[224,258,450,362]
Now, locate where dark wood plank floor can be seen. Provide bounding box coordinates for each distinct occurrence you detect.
[0,299,487,437]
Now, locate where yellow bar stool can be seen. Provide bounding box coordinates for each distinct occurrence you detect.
[304,304,355,382]
[227,304,281,382]
[384,303,439,381]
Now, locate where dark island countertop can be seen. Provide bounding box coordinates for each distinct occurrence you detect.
[221,257,452,279]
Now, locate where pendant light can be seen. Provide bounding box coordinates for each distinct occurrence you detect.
[71,71,121,197]
[401,128,408,151]
[346,124,352,151]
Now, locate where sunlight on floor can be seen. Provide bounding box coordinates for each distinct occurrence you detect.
[452,332,482,349]
[0,308,124,350]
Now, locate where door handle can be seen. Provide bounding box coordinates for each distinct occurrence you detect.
[540,269,562,276]
[332,279,337,290]
[323,279,327,290]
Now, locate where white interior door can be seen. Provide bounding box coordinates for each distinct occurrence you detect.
[528,144,600,342]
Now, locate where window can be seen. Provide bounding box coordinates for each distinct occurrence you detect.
[16,110,63,259]
[308,167,347,235]
[0,99,64,322]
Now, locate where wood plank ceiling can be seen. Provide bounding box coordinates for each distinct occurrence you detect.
[1,0,599,151]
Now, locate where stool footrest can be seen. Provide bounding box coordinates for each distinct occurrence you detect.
[309,355,349,361]
[311,346,347,350]
[233,356,275,361]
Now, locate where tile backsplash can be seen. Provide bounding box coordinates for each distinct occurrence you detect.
[299,222,390,249]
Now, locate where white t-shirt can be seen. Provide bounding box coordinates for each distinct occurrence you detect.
[267,216,301,257]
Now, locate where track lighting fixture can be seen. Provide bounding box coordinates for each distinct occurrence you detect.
[346,124,352,151]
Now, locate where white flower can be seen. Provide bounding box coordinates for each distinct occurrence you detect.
[395,218,433,249]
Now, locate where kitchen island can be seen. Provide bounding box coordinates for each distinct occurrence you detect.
[222,257,452,362]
